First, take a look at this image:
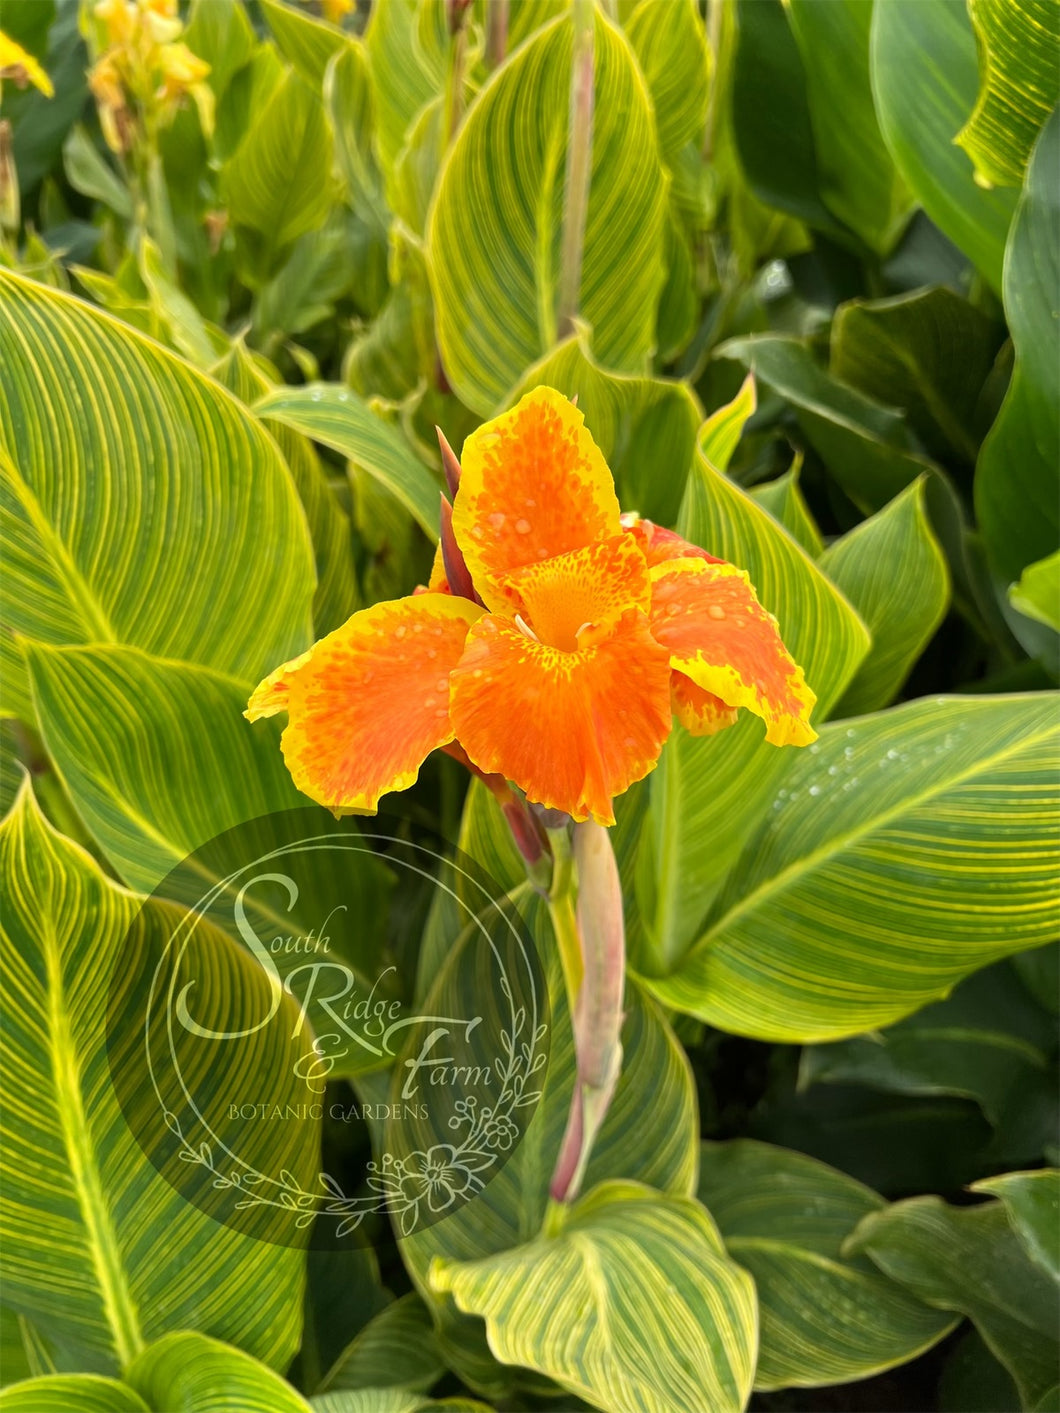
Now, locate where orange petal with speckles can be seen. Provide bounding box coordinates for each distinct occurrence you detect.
[449,608,672,826]
[264,593,483,813]
[497,534,650,649]
[671,671,739,736]
[452,387,620,609]
[245,648,313,720]
[621,514,724,569]
[650,558,817,747]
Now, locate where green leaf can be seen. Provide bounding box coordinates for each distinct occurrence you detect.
[697,1140,955,1389]
[325,43,389,224]
[820,479,950,716]
[260,0,351,87]
[1011,552,1060,632]
[317,1295,443,1395]
[184,0,257,105]
[957,0,1060,188]
[625,0,709,166]
[638,382,870,969]
[783,0,910,252]
[971,1170,1060,1281]
[222,68,335,252]
[62,126,132,221]
[128,1333,311,1411]
[364,0,444,173]
[254,385,441,540]
[0,272,314,706]
[831,287,1001,465]
[0,1375,149,1411]
[849,1194,1060,1410]
[975,108,1060,586]
[212,340,358,636]
[0,781,309,1375]
[642,693,1060,1041]
[870,0,1018,293]
[428,11,668,415]
[430,1181,757,1413]
[729,0,835,232]
[311,1394,490,1413]
[505,330,702,525]
[800,960,1054,1126]
[749,457,823,559]
[718,334,936,512]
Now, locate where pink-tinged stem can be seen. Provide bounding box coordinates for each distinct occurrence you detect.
[485,0,509,69]
[549,820,625,1204]
[557,0,594,338]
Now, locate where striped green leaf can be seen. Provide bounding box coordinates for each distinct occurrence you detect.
[184,0,257,105]
[643,693,1060,1041]
[21,641,393,1034]
[870,0,1017,294]
[749,458,823,559]
[849,1193,1060,1410]
[698,1141,955,1390]
[364,0,445,173]
[211,341,358,636]
[128,1333,312,1412]
[975,109,1060,588]
[637,383,870,970]
[0,1376,149,1411]
[625,0,709,167]
[427,11,668,415]
[317,1295,442,1395]
[0,781,310,1376]
[260,0,351,88]
[254,385,441,539]
[222,67,335,252]
[311,1394,491,1413]
[821,479,950,717]
[971,1170,1060,1281]
[505,331,702,525]
[957,0,1059,189]
[431,1180,757,1413]
[0,272,314,714]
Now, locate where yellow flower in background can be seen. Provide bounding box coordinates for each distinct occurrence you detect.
[0,31,55,98]
[86,0,212,155]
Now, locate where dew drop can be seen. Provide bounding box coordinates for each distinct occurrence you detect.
[435,707,448,719]
[436,677,449,692]
[666,603,681,617]
[426,648,437,659]
[395,625,407,640]
[525,497,537,508]
[808,785,821,797]
[471,525,485,540]
[489,512,506,530]
[708,604,726,621]
[515,518,532,535]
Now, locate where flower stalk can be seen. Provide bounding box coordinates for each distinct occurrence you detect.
[557,0,595,337]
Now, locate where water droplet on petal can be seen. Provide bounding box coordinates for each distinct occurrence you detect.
[489,512,506,530]
[395,625,407,640]
[708,605,726,620]
[471,525,485,540]
[515,518,531,535]
[666,603,681,617]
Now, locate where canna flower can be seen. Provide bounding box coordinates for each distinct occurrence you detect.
[248,388,816,826]
[0,31,54,96]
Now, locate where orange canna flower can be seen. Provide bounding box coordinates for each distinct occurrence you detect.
[248,387,816,826]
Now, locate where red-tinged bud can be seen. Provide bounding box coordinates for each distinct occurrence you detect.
[439,494,478,603]
[436,425,461,498]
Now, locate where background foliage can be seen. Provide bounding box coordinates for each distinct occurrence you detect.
[1,0,1058,1410]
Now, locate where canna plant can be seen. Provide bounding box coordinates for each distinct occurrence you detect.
[0,0,1058,1411]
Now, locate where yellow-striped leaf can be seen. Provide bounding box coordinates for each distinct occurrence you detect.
[311,1394,491,1412]
[957,0,1059,189]
[364,0,445,172]
[260,0,351,88]
[254,385,441,539]
[749,457,823,559]
[505,331,702,525]
[625,0,709,166]
[698,1141,955,1390]
[638,382,870,970]
[0,272,315,712]
[0,781,310,1376]
[211,340,358,636]
[1011,551,1060,633]
[0,1375,149,1411]
[427,11,668,415]
[643,693,1060,1041]
[821,479,950,717]
[317,1295,442,1395]
[431,1181,757,1413]
[128,1333,312,1412]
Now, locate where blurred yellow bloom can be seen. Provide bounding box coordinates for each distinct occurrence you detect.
[0,31,55,97]
[319,0,355,22]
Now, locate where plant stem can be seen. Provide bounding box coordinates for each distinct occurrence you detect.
[485,0,509,69]
[557,0,595,337]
